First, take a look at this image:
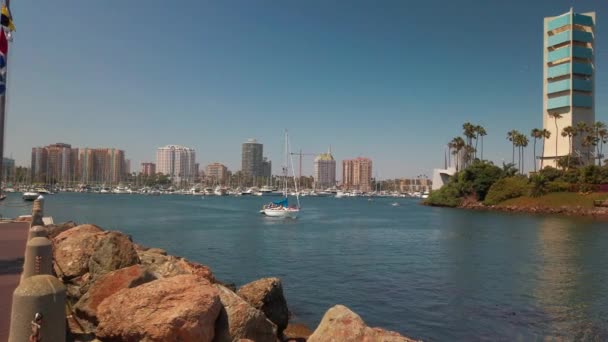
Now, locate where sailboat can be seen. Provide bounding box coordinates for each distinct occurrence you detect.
[260,131,300,218]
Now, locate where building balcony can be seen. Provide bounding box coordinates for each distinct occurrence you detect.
[547,30,593,47]
[547,46,593,63]
[547,94,593,110]
[547,78,592,94]
[547,62,593,78]
[548,13,594,31]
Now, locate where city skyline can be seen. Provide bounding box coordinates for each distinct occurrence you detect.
[3,1,607,178]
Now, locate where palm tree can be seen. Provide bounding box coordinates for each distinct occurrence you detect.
[513,133,529,174]
[548,112,563,166]
[530,128,542,172]
[593,121,607,166]
[540,129,551,169]
[462,122,476,166]
[450,137,465,171]
[582,134,597,164]
[561,126,576,169]
[507,130,520,164]
[477,126,487,160]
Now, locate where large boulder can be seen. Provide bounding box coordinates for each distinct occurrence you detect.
[53,224,104,279]
[138,249,215,282]
[88,231,140,278]
[307,305,417,342]
[213,284,278,342]
[74,265,155,327]
[96,274,221,342]
[237,278,289,335]
[46,220,78,239]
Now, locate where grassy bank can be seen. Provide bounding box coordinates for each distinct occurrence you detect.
[498,192,608,209]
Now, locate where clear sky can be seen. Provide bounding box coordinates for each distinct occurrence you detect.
[5,0,606,179]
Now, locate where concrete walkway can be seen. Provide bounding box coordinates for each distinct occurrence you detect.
[0,221,29,341]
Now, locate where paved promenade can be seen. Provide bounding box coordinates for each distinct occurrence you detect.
[0,221,29,341]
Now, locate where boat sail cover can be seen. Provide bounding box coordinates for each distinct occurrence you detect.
[273,198,288,207]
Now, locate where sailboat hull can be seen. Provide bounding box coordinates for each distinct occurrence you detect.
[262,208,299,218]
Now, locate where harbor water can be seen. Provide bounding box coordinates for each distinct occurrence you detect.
[2,193,607,340]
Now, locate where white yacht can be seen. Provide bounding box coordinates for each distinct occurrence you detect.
[22,191,39,201]
[214,186,228,196]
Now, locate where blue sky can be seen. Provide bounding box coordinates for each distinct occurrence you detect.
[5,0,606,178]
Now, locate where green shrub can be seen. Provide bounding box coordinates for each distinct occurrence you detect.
[558,169,580,183]
[529,174,549,197]
[546,181,571,193]
[461,161,503,201]
[539,166,563,181]
[425,182,463,207]
[483,176,528,205]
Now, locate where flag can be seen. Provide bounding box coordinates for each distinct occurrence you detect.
[0,29,7,95]
[1,5,14,32]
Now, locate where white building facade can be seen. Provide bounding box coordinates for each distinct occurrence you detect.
[156,145,196,183]
[314,149,336,189]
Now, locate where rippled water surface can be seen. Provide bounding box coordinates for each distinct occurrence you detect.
[4,193,608,340]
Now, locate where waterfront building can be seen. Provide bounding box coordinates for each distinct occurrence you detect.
[399,177,432,193]
[241,139,264,177]
[542,9,595,168]
[124,159,131,175]
[2,157,14,183]
[31,147,48,183]
[46,143,76,183]
[141,162,156,176]
[78,148,126,184]
[206,162,228,184]
[156,145,196,184]
[314,148,336,189]
[262,157,272,178]
[342,157,372,192]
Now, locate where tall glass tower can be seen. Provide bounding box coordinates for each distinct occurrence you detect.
[542,9,595,168]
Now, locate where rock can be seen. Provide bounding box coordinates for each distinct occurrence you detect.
[283,323,313,341]
[88,231,139,278]
[53,224,104,279]
[213,284,278,342]
[307,305,418,342]
[75,265,155,327]
[46,220,78,239]
[147,247,168,255]
[96,275,221,342]
[237,277,289,335]
[138,249,215,282]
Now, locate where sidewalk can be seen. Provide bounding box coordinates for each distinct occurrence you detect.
[0,221,29,341]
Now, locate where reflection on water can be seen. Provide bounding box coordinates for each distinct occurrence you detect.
[2,193,607,340]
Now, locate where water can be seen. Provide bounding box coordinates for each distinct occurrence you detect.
[3,193,608,340]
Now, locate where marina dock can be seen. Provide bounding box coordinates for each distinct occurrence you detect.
[0,221,28,341]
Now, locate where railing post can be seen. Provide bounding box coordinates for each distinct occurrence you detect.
[30,196,44,227]
[21,236,53,282]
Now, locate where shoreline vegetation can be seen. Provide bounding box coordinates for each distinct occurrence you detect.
[35,221,418,342]
[425,121,608,218]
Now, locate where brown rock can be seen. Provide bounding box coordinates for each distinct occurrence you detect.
[237,277,289,335]
[75,265,155,326]
[138,249,215,282]
[96,275,221,342]
[307,305,418,342]
[283,323,313,341]
[88,231,140,278]
[53,224,104,279]
[213,284,278,342]
[46,220,78,239]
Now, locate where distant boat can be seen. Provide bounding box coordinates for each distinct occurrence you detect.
[214,186,228,196]
[391,202,400,207]
[256,185,282,197]
[22,191,39,201]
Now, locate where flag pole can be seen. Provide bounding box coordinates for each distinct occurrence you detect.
[0,0,8,196]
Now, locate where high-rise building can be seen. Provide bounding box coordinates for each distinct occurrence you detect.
[141,162,156,176]
[124,159,131,175]
[314,148,336,189]
[262,157,272,178]
[542,9,595,168]
[46,143,75,183]
[342,157,372,192]
[2,157,14,183]
[156,145,196,183]
[241,139,264,177]
[206,163,228,183]
[79,148,125,184]
[31,147,48,183]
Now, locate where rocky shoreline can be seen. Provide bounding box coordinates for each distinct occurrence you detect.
[40,221,418,342]
[457,201,608,219]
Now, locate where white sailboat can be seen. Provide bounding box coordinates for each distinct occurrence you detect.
[261,131,300,218]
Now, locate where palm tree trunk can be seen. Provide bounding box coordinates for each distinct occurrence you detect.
[533,138,537,172]
[522,147,525,174]
[554,118,559,167]
[481,137,484,160]
[474,134,479,159]
[512,143,515,164]
[541,137,545,169]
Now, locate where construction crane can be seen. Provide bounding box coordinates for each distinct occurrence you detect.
[290,149,317,179]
